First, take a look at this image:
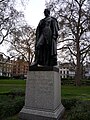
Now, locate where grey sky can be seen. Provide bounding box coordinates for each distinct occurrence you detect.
[24,0,45,27]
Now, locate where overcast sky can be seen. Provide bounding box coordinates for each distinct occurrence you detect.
[24,0,46,28]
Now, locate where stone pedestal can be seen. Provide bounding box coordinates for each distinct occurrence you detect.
[19,66,65,120]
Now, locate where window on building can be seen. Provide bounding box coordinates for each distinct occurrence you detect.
[60,71,62,74]
[63,71,65,74]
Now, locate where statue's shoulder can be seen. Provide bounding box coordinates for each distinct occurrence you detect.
[38,18,45,25]
[40,18,45,23]
[51,17,59,30]
[51,17,58,22]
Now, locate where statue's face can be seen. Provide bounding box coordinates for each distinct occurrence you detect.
[44,9,50,17]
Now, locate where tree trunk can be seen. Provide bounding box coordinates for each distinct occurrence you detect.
[75,58,81,86]
[75,38,81,86]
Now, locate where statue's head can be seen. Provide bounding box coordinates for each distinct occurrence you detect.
[44,9,50,17]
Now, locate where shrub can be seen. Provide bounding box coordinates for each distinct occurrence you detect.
[66,100,90,120]
[7,89,25,97]
[0,89,25,119]
[0,89,25,97]
[0,96,24,119]
[61,78,75,85]
[62,98,78,110]
[0,76,12,79]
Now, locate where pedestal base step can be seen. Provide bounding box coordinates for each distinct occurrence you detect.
[19,104,65,120]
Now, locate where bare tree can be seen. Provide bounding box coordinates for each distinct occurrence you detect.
[46,0,90,85]
[7,25,35,65]
[0,0,31,66]
[0,0,22,44]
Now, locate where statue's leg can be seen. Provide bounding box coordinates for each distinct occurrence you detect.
[45,45,51,66]
[50,55,57,66]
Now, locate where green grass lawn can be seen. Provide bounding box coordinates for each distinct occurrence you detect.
[61,85,90,100]
[0,79,26,84]
[0,79,90,100]
[0,79,26,93]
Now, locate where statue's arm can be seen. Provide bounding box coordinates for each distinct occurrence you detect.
[51,18,59,40]
[36,19,43,42]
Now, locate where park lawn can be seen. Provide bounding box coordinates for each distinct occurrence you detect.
[0,79,90,100]
[0,79,26,93]
[0,79,26,84]
[61,85,90,100]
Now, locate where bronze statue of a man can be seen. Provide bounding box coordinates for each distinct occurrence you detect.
[32,9,59,66]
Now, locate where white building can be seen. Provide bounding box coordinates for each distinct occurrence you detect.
[85,62,90,79]
[58,62,75,78]
[0,54,13,77]
[58,61,90,79]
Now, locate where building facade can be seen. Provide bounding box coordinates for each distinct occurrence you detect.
[85,62,90,79]
[0,54,29,78]
[58,61,90,79]
[0,54,13,77]
[0,54,90,79]
[12,57,29,78]
[58,62,75,79]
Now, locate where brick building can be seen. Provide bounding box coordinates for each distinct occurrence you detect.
[0,54,29,78]
[12,57,29,78]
